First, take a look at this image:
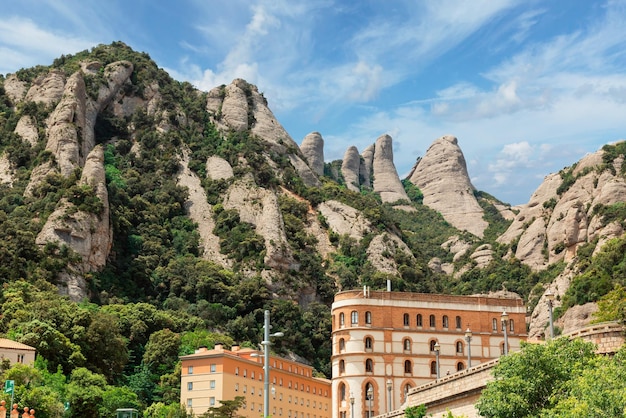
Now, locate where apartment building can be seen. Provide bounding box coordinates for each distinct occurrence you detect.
[180,344,332,418]
[331,288,527,418]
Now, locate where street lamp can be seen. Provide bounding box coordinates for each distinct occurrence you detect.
[546,290,555,339]
[501,311,509,355]
[464,327,472,368]
[261,310,283,418]
[434,342,440,380]
[367,386,373,418]
[386,379,392,413]
[350,393,355,418]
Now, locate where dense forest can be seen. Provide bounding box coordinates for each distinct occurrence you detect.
[0,42,625,417]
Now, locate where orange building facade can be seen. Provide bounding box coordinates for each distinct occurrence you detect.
[180,344,332,418]
[331,289,527,418]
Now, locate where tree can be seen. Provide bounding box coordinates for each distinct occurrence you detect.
[142,329,181,376]
[404,405,428,418]
[99,386,141,416]
[476,338,597,418]
[202,396,246,418]
[65,368,107,417]
[144,402,191,418]
[542,347,626,417]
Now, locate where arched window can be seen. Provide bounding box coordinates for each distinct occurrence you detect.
[456,341,464,354]
[351,311,358,325]
[403,338,411,351]
[339,338,345,352]
[365,383,374,403]
[365,311,372,324]
[403,313,410,326]
[339,383,346,401]
[429,315,436,328]
[509,319,515,333]
[455,316,462,329]
[500,342,506,355]
[365,358,373,372]
[404,360,412,374]
[442,315,449,328]
[492,318,497,331]
[416,314,423,327]
[429,340,437,352]
[339,360,345,374]
[339,313,345,326]
[402,384,412,402]
[365,337,373,350]
[430,361,437,375]
[457,362,465,371]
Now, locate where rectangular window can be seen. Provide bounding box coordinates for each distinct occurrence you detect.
[187,399,192,407]
[187,382,193,391]
[210,380,216,389]
[210,364,216,373]
[17,355,24,364]
[210,397,216,406]
[188,366,194,375]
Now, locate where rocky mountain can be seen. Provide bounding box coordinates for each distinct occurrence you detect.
[1,42,625,352]
[407,135,487,237]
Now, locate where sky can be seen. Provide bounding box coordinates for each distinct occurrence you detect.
[2,1,626,205]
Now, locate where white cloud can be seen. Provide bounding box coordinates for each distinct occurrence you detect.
[0,16,96,74]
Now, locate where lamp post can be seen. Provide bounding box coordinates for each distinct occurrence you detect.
[386,379,392,413]
[501,311,509,355]
[367,386,373,418]
[546,290,555,339]
[350,393,355,418]
[464,327,473,368]
[434,342,440,380]
[261,310,283,418]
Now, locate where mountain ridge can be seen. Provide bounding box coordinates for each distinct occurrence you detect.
[1,42,625,378]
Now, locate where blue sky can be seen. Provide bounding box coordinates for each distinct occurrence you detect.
[2,1,626,205]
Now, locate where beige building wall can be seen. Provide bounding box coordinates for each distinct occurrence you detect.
[0,338,36,366]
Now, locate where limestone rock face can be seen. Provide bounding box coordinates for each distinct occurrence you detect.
[360,144,374,190]
[206,79,319,187]
[341,146,361,192]
[35,145,112,301]
[498,145,626,270]
[0,153,14,186]
[25,70,66,106]
[470,244,493,268]
[442,236,473,262]
[318,200,371,241]
[3,74,27,104]
[206,156,234,180]
[44,71,87,177]
[219,81,249,132]
[372,134,409,204]
[301,132,325,177]
[287,154,321,187]
[14,115,39,146]
[407,135,487,237]
[223,176,296,271]
[84,61,134,157]
[366,232,415,275]
[177,149,232,268]
[497,172,561,246]
[559,303,598,335]
[41,61,133,179]
[515,217,548,270]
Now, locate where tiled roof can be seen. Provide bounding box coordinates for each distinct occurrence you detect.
[0,338,36,351]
